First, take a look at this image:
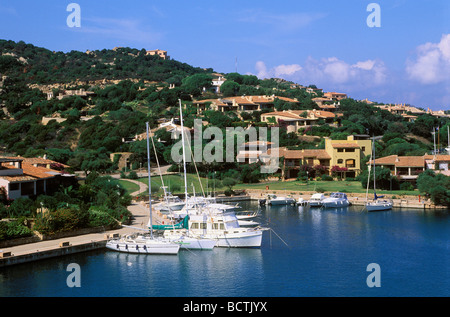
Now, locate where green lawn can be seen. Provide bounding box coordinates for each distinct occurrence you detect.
[135,173,227,196]
[117,179,140,195]
[234,179,419,196]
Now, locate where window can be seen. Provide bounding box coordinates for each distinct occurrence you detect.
[346,159,356,168]
[9,183,19,191]
[345,148,355,152]
[337,159,343,164]
[337,149,344,152]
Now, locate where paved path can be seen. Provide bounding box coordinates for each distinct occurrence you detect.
[1,201,155,258]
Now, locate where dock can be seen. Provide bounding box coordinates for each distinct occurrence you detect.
[0,201,153,268]
[245,189,445,209]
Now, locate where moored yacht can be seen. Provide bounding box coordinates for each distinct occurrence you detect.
[263,194,296,205]
[322,192,350,208]
[308,193,325,207]
[163,212,265,248]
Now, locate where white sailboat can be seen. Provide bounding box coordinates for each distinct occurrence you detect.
[154,101,217,250]
[105,122,180,255]
[161,100,266,248]
[365,136,393,212]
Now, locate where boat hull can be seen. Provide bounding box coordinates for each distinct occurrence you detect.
[308,201,323,207]
[167,235,216,250]
[366,202,393,212]
[268,199,296,205]
[214,230,263,248]
[322,200,350,208]
[105,240,180,254]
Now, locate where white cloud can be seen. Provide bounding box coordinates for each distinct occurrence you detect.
[255,61,303,79]
[406,34,450,84]
[273,64,303,77]
[254,57,387,88]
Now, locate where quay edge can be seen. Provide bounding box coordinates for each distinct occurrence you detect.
[0,240,107,268]
[245,189,447,209]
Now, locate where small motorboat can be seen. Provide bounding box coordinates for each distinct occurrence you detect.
[308,193,325,207]
[265,194,296,205]
[322,192,350,208]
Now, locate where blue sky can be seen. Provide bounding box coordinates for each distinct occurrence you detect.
[1,0,449,110]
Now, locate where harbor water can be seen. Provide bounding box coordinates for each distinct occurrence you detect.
[0,201,448,297]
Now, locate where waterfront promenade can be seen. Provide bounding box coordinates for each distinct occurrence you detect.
[0,179,154,267]
[0,201,155,267]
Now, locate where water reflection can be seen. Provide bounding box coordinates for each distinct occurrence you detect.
[1,200,449,297]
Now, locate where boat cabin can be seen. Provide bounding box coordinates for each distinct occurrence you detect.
[188,213,241,233]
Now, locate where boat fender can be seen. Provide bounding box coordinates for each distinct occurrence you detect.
[143,245,147,250]
[125,244,128,250]
[116,244,119,249]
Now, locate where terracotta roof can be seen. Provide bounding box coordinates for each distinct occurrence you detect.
[423,155,450,161]
[0,175,37,182]
[194,95,297,107]
[369,155,397,165]
[275,96,299,103]
[395,156,424,167]
[309,110,336,118]
[261,111,306,120]
[371,155,424,167]
[0,156,69,168]
[318,104,337,109]
[22,163,62,179]
[261,110,336,121]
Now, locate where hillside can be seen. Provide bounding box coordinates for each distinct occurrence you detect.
[0,39,210,84]
[0,39,449,183]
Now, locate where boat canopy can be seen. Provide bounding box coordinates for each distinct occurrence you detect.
[151,216,189,231]
[330,192,348,199]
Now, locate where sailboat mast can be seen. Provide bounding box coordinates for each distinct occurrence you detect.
[179,100,189,211]
[146,122,153,238]
[373,136,376,199]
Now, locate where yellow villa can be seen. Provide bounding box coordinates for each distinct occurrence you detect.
[260,135,372,179]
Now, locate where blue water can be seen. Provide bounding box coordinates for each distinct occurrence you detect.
[1,202,449,297]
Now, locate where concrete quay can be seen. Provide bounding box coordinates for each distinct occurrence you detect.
[246,189,446,209]
[0,201,153,268]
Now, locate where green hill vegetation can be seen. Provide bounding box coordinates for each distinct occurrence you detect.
[1,39,450,208]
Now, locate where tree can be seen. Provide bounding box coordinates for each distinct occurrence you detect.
[360,166,398,190]
[181,73,213,96]
[222,177,237,191]
[417,169,450,206]
[331,166,348,180]
[220,80,240,97]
